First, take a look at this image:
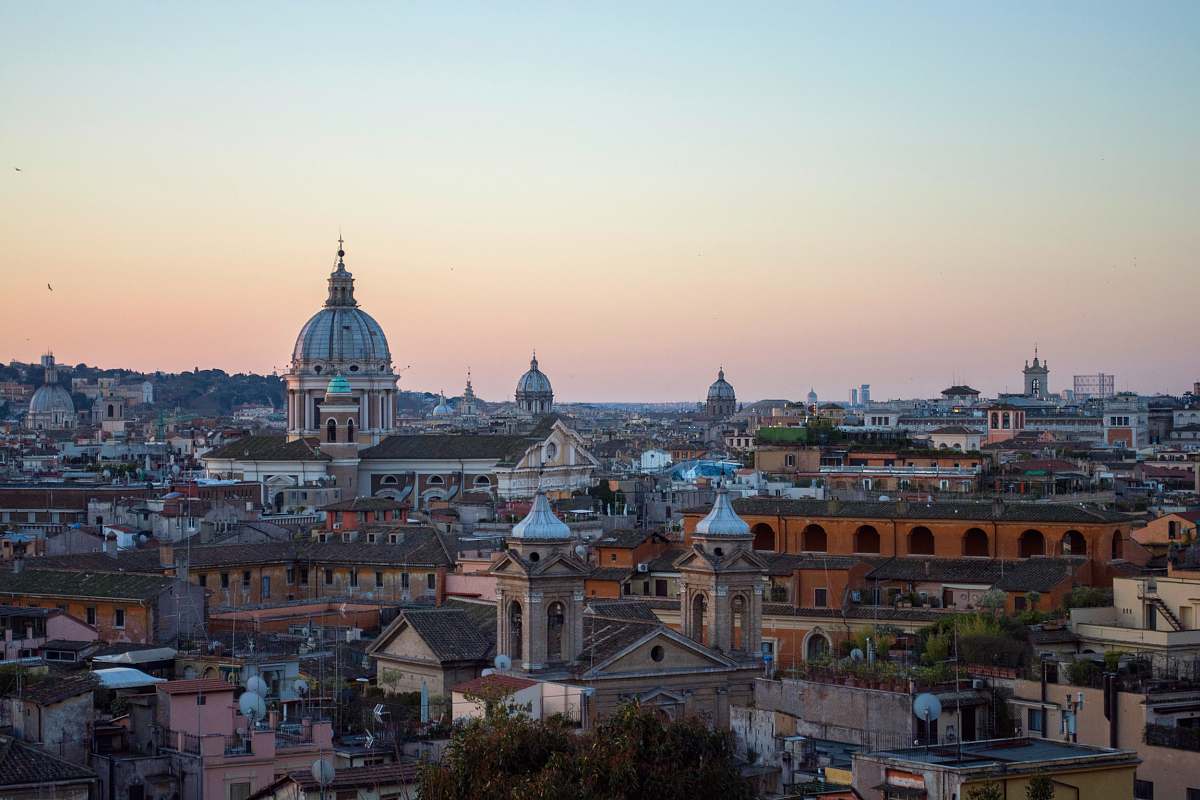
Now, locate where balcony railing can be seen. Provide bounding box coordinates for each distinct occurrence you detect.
[224,735,252,756]
[1145,723,1200,752]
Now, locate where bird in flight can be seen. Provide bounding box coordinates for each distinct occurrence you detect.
[13,167,21,172]
[47,283,53,291]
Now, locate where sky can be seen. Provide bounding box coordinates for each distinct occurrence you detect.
[2,2,1198,403]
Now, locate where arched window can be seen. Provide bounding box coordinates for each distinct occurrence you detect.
[991,412,999,428]
[727,594,746,653]
[752,523,776,552]
[1062,530,1087,556]
[326,419,337,443]
[380,475,398,485]
[426,475,444,485]
[805,632,830,662]
[107,404,115,418]
[909,526,935,556]
[1019,529,1046,558]
[1111,530,1124,560]
[546,602,565,662]
[1002,412,1011,428]
[963,528,989,557]
[473,475,491,488]
[801,524,827,552]
[346,419,355,442]
[690,594,707,646]
[854,525,880,554]
[508,601,523,661]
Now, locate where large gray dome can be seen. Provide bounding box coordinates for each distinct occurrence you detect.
[707,369,735,401]
[292,306,391,368]
[28,384,74,415]
[516,354,552,396]
[290,244,392,373]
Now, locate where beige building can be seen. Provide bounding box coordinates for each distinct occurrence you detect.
[1070,563,1200,667]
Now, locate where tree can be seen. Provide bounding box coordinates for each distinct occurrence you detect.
[1025,774,1056,800]
[419,702,752,800]
[965,783,1004,800]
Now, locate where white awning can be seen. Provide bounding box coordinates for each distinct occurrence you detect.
[93,647,177,665]
[94,667,167,689]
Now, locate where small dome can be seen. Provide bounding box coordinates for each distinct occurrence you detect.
[694,486,750,538]
[326,374,352,395]
[28,384,75,415]
[510,490,571,540]
[707,368,736,401]
[806,388,818,404]
[431,393,454,417]
[516,354,553,396]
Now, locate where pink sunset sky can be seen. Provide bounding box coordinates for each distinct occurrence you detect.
[2,4,1197,403]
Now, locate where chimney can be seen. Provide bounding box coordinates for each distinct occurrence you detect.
[159,543,175,575]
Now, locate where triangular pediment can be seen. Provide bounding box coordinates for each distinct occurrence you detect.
[489,552,532,577]
[531,552,591,577]
[582,626,737,679]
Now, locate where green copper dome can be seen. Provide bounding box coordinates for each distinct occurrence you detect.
[327,374,352,395]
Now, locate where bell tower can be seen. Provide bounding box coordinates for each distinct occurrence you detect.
[319,374,362,494]
[490,490,590,672]
[1023,347,1049,400]
[676,485,767,659]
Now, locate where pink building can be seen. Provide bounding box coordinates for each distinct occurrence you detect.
[0,606,97,661]
[155,679,334,800]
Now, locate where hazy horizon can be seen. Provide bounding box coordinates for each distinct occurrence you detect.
[3,3,1198,402]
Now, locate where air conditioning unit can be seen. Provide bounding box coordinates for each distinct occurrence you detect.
[636,563,649,573]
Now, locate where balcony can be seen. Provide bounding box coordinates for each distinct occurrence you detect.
[1145,723,1200,752]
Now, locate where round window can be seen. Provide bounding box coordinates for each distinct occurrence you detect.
[528,552,540,562]
[651,645,665,662]
[313,365,323,374]
[349,365,359,372]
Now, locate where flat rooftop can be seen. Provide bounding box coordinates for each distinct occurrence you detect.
[869,737,1132,768]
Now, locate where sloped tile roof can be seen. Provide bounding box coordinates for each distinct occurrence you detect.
[582,616,657,664]
[8,673,97,705]
[0,735,96,787]
[203,435,329,462]
[360,434,534,461]
[401,608,493,663]
[0,570,174,602]
[584,599,660,623]
[684,497,1131,525]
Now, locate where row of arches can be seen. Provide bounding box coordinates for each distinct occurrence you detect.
[688,591,754,654]
[749,523,1126,559]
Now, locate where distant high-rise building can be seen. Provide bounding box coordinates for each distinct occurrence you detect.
[1073,373,1116,401]
[860,384,871,406]
[850,388,858,406]
[1023,348,1050,400]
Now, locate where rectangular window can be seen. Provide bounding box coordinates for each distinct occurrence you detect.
[197,694,207,706]
[220,572,230,589]
[286,567,295,584]
[375,571,384,588]
[350,569,359,588]
[228,783,251,800]
[324,568,334,585]
[261,576,271,599]
[1134,779,1154,800]
[401,573,410,590]
[242,571,251,587]
[86,607,96,625]
[198,574,207,588]
[1014,596,1027,611]
[814,588,828,607]
[1027,707,1044,734]
[655,579,668,597]
[427,573,436,590]
[300,567,309,584]
[367,533,377,544]
[114,608,126,629]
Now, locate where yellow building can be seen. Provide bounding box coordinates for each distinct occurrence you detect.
[851,738,1138,800]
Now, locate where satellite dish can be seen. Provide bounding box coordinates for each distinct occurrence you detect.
[238,691,266,722]
[294,679,309,697]
[574,544,588,560]
[913,693,942,722]
[245,676,267,695]
[850,648,865,662]
[494,654,512,671]
[311,759,336,788]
